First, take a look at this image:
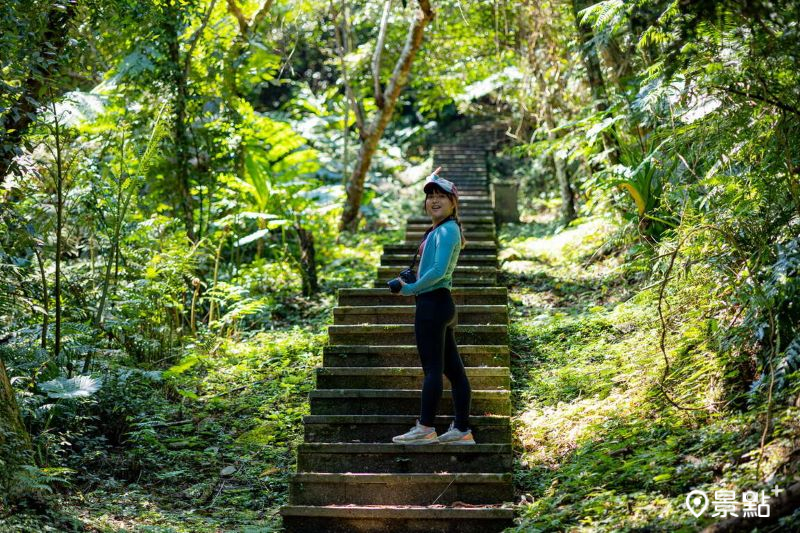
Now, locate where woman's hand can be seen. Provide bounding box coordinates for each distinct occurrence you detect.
[392,278,406,295]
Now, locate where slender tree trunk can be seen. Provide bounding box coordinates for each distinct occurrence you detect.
[51,102,65,375]
[165,3,196,242]
[526,1,576,222]
[295,224,318,297]
[339,0,434,231]
[545,108,575,222]
[34,248,49,350]
[0,1,77,184]
[572,0,619,164]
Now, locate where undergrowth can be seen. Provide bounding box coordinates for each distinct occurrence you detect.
[503,207,800,532]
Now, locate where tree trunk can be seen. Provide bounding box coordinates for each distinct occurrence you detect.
[549,120,575,223]
[51,102,65,374]
[338,0,434,231]
[34,248,49,351]
[572,0,619,164]
[295,224,318,297]
[0,1,77,185]
[165,3,196,242]
[0,356,33,502]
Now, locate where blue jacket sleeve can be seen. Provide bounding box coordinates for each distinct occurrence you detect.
[400,223,459,296]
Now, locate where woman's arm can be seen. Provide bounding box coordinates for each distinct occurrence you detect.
[399,223,460,296]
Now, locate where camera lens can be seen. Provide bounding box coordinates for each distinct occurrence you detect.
[387,279,401,293]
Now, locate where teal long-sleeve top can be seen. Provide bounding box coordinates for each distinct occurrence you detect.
[400,219,461,296]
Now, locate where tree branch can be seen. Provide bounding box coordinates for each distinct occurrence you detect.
[333,5,367,137]
[712,84,800,117]
[249,0,275,34]
[372,0,393,110]
[226,0,249,35]
[185,0,220,77]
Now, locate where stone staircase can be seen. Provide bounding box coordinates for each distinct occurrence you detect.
[281,125,514,532]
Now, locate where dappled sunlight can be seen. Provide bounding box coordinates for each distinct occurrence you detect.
[500,216,615,268]
[517,388,642,469]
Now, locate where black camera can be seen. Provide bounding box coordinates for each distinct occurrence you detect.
[387,268,417,293]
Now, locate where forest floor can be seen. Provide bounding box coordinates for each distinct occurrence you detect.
[503,202,800,532]
[3,203,799,533]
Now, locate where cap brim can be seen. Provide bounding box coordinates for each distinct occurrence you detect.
[424,182,452,194]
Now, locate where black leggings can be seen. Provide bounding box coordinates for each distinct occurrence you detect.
[415,288,471,431]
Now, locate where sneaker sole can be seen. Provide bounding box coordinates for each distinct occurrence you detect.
[392,437,439,445]
[437,439,476,445]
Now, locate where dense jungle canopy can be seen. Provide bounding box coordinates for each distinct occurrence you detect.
[1,0,799,531]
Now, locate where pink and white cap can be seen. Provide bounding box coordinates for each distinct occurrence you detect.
[423,174,459,198]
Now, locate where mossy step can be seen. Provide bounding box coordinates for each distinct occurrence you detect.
[288,473,512,506]
[322,344,510,367]
[329,323,507,349]
[380,254,497,267]
[406,215,495,224]
[372,278,496,288]
[377,265,497,276]
[309,389,510,416]
[333,304,507,325]
[337,287,508,306]
[387,240,497,250]
[281,504,514,533]
[454,195,491,201]
[303,414,510,443]
[296,443,512,474]
[405,223,495,232]
[316,366,509,389]
[405,231,495,241]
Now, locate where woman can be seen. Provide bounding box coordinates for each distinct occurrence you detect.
[391,169,474,445]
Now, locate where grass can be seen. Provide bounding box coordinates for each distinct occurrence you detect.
[503,205,800,532]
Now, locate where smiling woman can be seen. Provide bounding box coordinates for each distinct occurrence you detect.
[390,170,474,445]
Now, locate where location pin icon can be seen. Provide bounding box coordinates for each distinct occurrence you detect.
[686,489,709,518]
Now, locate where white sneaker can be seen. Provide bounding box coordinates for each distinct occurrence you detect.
[437,422,475,445]
[392,420,438,445]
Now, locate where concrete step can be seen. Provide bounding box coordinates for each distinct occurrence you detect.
[405,230,495,241]
[328,324,508,345]
[333,305,507,325]
[376,267,497,286]
[405,222,496,232]
[337,287,508,306]
[457,197,492,204]
[322,344,510,367]
[454,204,492,211]
[434,154,486,161]
[455,196,492,202]
[384,242,497,254]
[296,443,512,473]
[406,215,495,224]
[405,222,495,232]
[303,414,511,443]
[383,243,497,260]
[288,472,512,506]
[377,265,498,278]
[281,504,514,533]
[380,254,497,267]
[374,277,495,288]
[309,389,511,416]
[315,367,510,390]
[443,177,488,183]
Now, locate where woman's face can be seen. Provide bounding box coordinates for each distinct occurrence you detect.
[425,189,455,223]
